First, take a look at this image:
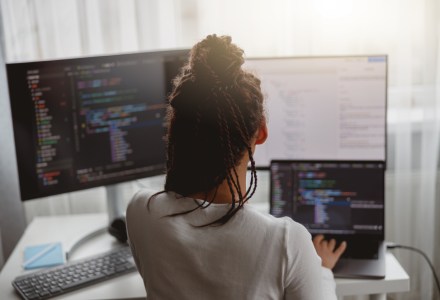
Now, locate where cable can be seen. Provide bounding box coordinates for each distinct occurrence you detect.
[387,243,440,297]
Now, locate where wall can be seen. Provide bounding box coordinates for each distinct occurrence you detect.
[0,13,26,260]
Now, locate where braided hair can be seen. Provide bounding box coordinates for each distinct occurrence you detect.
[160,34,264,226]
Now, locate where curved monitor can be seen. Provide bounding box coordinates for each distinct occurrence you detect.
[244,55,387,168]
[7,49,189,200]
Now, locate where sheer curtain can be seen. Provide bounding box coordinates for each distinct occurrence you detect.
[1,0,440,299]
[2,0,194,61]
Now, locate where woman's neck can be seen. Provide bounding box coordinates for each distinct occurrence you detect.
[189,159,249,204]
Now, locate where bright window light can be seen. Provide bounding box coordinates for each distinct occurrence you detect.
[312,0,354,19]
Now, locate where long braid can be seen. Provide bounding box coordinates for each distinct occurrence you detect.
[215,95,241,209]
[224,91,259,203]
[202,89,254,226]
[222,93,255,199]
[220,106,245,206]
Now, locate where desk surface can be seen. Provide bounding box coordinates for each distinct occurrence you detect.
[0,213,409,299]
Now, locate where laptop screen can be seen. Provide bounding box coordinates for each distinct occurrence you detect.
[270,161,385,237]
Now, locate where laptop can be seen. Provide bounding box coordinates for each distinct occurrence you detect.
[269,160,386,279]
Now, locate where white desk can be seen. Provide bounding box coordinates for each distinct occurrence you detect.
[0,214,409,300]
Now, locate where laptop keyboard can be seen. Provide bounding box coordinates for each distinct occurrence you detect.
[340,240,380,259]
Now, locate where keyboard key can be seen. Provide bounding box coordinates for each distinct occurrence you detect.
[39,291,50,297]
[49,287,61,294]
[24,293,39,300]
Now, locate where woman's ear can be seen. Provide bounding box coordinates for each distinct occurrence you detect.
[255,121,268,145]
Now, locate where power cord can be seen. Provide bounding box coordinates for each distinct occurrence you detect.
[387,243,440,297]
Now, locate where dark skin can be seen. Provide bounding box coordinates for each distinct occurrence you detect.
[313,235,347,269]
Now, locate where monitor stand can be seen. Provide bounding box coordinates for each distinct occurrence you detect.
[106,183,127,222]
[66,183,129,260]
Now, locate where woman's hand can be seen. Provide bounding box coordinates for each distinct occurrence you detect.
[312,235,347,270]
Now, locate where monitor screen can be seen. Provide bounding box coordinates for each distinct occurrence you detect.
[244,56,387,167]
[7,49,189,200]
[270,160,385,237]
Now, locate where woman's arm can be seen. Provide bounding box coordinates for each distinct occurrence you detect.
[284,223,341,300]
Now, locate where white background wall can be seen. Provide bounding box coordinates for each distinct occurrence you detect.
[0,12,26,261]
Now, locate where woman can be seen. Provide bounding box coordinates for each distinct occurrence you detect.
[126,34,346,299]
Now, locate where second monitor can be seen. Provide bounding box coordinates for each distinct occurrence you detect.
[244,56,387,167]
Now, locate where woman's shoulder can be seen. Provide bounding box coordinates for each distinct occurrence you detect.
[131,188,157,202]
[127,189,191,217]
[127,189,165,215]
[128,189,152,208]
[241,205,310,238]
